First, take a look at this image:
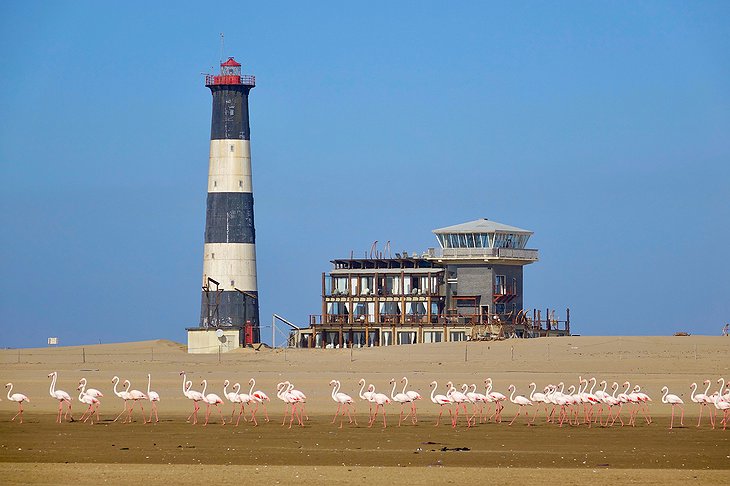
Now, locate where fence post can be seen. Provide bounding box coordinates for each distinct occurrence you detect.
[511,346,514,361]
[82,347,86,364]
[464,343,468,362]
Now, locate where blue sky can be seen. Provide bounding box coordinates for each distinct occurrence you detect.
[1,1,728,347]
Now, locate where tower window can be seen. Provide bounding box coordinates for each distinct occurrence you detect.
[239,180,243,188]
[230,145,235,152]
[211,253,215,259]
[230,280,235,286]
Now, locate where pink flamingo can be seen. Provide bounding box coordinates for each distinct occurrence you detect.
[661,386,684,429]
[429,381,454,427]
[690,380,711,427]
[485,378,507,422]
[111,376,133,423]
[612,381,632,426]
[466,384,488,424]
[146,374,160,423]
[401,377,422,424]
[125,380,147,423]
[277,382,303,428]
[78,378,103,422]
[446,382,471,427]
[179,371,203,424]
[200,379,225,426]
[712,393,729,430]
[224,380,242,423]
[358,379,375,423]
[47,372,73,423]
[249,378,270,423]
[77,384,100,424]
[367,384,390,428]
[329,380,357,428]
[528,382,549,424]
[389,378,412,426]
[507,384,532,426]
[5,383,29,424]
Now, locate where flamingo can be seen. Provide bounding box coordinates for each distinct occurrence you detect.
[612,381,632,426]
[276,381,303,428]
[446,382,471,427]
[712,392,729,430]
[660,386,684,429]
[358,379,375,423]
[528,382,549,424]
[287,383,308,422]
[367,384,390,428]
[5,383,29,423]
[329,380,357,428]
[466,384,488,424]
[249,378,270,423]
[429,381,454,427]
[146,374,160,423]
[507,384,532,426]
[124,380,147,423]
[78,378,103,422]
[111,376,133,423]
[47,372,73,423]
[200,379,225,426]
[598,382,620,426]
[224,380,242,423]
[401,377,422,424]
[76,384,100,424]
[389,378,412,426]
[485,378,507,422]
[691,380,712,428]
[179,371,203,425]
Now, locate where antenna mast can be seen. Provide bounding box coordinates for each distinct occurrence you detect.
[219,32,225,65]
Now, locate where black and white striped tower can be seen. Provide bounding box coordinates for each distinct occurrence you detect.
[200,57,260,343]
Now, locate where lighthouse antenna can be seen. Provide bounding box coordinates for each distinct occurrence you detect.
[219,32,225,65]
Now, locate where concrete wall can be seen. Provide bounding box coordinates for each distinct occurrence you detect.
[187,328,241,354]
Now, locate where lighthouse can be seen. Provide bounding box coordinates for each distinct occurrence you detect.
[196,57,260,348]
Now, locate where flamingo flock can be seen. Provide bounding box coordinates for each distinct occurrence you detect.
[3,372,729,431]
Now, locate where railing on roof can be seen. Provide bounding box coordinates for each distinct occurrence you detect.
[426,247,538,260]
[205,74,256,87]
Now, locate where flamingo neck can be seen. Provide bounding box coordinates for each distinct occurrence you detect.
[589,379,597,394]
[7,384,13,400]
[49,373,56,396]
[234,383,241,394]
[147,375,152,396]
[249,379,256,397]
[201,380,207,396]
[401,378,408,395]
[718,378,726,395]
[690,383,697,401]
[358,380,366,399]
[113,378,120,396]
[529,383,536,401]
[180,373,187,394]
[331,382,337,400]
[430,383,437,402]
[661,387,669,403]
[703,380,711,396]
[224,381,229,396]
[509,386,516,403]
[390,380,397,399]
[601,382,608,394]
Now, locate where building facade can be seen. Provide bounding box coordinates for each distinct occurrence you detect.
[294,218,568,347]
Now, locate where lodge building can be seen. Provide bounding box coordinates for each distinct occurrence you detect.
[293,218,568,348]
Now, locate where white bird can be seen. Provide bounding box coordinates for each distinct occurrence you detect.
[76,385,100,424]
[660,385,684,429]
[6,383,30,424]
[389,378,412,427]
[146,374,160,423]
[200,379,225,426]
[507,384,533,426]
[48,372,73,423]
[429,381,454,427]
[329,380,357,428]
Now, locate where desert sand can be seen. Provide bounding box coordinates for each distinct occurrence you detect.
[0,336,728,484]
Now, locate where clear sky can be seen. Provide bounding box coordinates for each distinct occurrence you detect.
[1,1,728,347]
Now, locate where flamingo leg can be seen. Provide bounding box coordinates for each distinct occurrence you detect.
[333,403,342,424]
[509,405,522,426]
[262,402,270,422]
[679,404,685,426]
[114,401,128,422]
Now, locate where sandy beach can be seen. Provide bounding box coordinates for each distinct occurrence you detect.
[1,336,728,484]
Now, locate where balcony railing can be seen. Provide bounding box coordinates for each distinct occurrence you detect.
[326,288,439,298]
[427,247,539,261]
[204,74,256,86]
